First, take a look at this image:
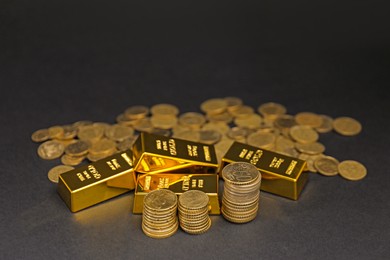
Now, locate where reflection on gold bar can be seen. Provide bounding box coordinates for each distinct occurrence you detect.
[58,150,136,212]
[132,132,219,175]
[221,142,308,200]
[133,173,220,215]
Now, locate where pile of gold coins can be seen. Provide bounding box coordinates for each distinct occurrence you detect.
[142,189,179,239]
[31,97,367,238]
[32,97,367,183]
[221,162,262,223]
[178,190,212,234]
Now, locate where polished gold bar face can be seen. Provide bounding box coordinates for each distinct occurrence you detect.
[133,173,220,215]
[57,150,136,212]
[132,132,219,174]
[221,142,308,200]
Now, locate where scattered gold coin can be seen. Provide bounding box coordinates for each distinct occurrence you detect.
[333,116,362,136]
[338,160,367,181]
[289,125,319,144]
[295,112,323,128]
[150,103,179,116]
[31,128,50,142]
[200,98,228,115]
[48,125,64,139]
[37,140,65,160]
[314,156,339,176]
[315,115,333,133]
[48,165,74,183]
[32,97,366,191]
[257,102,286,120]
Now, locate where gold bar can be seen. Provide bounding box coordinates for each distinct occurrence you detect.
[58,149,136,212]
[221,142,308,200]
[132,132,219,175]
[133,173,220,215]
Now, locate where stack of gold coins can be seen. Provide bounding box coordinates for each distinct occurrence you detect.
[142,189,178,239]
[178,190,211,235]
[221,162,262,223]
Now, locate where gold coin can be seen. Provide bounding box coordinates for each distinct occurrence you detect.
[246,131,275,149]
[179,190,209,210]
[224,96,243,112]
[151,103,179,116]
[200,98,228,115]
[77,125,104,143]
[104,124,134,142]
[226,126,249,142]
[315,115,333,133]
[178,112,206,129]
[144,189,178,212]
[314,155,339,176]
[31,129,50,142]
[59,125,78,140]
[116,113,137,127]
[72,120,93,129]
[333,116,362,136]
[132,118,154,133]
[65,140,89,157]
[295,142,325,155]
[87,152,111,162]
[201,121,230,135]
[54,138,77,148]
[116,136,138,152]
[37,140,65,160]
[206,112,233,124]
[289,125,319,144]
[257,102,286,119]
[124,105,149,120]
[295,112,323,128]
[93,122,111,132]
[142,220,178,239]
[48,125,64,139]
[47,165,74,183]
[234,114,262,129]
[273,114,297,131]
[150,114,178,129]
[88,139,116,155]
[229,105,254,118]
[338,160,367,181]
[61,154,85,166]
[198,130,221,145]
[299,153,325,173]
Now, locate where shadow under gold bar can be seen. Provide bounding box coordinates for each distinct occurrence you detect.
[132,132,219,175]
[221,142,308,200]
[133,173,220,215]
[58,150,136,212]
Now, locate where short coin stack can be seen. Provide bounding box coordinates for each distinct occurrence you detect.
[221,162,262,223]
[142,189,179,239]
[178,190,212,235]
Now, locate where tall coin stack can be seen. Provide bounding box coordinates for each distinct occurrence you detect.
[178,190,212,235]
[142,189,179,239]
[221,162,262,223]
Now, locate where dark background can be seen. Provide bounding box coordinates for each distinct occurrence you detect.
[1,0,389,259]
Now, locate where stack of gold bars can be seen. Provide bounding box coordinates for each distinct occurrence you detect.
[31,98,367,238]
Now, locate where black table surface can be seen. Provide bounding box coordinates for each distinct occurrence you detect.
[1,1,389,259]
